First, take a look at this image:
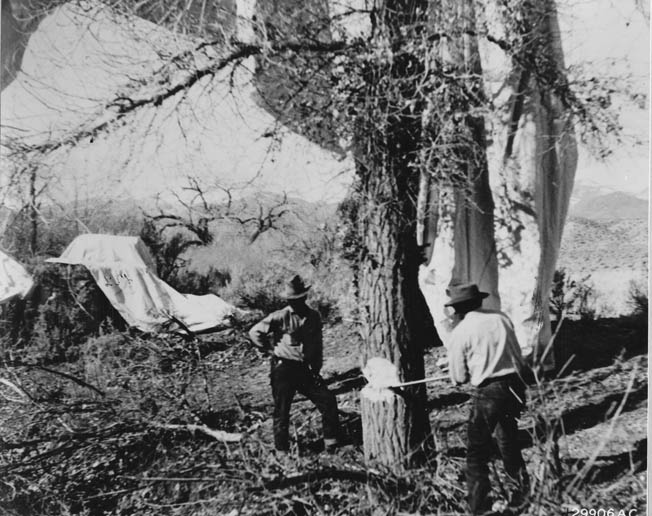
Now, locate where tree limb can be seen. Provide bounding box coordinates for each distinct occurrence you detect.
[29,364,106,397]
[154,423,242,442]
[14,39,354,156]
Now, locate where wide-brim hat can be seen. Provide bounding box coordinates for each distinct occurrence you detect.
[282,275,311,299]
[444,283,489,306]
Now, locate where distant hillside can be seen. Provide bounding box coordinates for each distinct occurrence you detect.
[559,216,648,273]
[564,187,648,274]
[570,191,648,220]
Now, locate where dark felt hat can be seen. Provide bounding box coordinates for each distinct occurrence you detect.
[282,275,311,299]
[444,283,489,306]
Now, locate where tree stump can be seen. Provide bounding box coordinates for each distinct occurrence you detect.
[360,385,409,471]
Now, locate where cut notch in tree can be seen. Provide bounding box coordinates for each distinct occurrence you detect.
[360,357,447,467]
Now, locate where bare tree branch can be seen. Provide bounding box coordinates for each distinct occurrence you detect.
[10,39,354,157]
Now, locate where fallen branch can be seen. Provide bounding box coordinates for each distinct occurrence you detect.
[0,377,30,402]
[3,360,106,397]
[30,364,105,397]
[15,39,355,156]
[155,423,242,443]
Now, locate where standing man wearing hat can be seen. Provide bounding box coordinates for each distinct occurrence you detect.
[445,283,529,515]
[249,275,340,453]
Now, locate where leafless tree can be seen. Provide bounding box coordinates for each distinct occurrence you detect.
[147,177,291,242]
[140,176,292,277]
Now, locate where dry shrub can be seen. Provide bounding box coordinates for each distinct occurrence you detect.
[220,267,288,314]
[550,269,597,320]
[81,334,154,393]
[627,280,648,319]
[2,261,125,363]
[216,255,345,323]
[167,266,232,295]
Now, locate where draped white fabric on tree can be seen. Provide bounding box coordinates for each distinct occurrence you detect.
[418,0,577,368]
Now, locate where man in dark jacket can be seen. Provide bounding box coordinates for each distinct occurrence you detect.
[446,283,530,515]
[249,275,339,452]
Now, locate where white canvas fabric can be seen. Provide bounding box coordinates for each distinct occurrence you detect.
[418,0,577,369]
[0,250,34,304]
[47,234,239,334]
[48,234,157,270]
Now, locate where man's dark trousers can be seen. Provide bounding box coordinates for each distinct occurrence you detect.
[270,357,339,451]
[467,374,529,514]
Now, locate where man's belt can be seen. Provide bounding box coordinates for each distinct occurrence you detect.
[477,372,520,388]
[271,355,304,366]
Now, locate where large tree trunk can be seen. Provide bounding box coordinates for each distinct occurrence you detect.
[0,0,61,91]
[356,135,435,467]
[355,0,435,470]
[1,0,22,90]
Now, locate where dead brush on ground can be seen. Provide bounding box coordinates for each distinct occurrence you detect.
[1,320,647,515]
[0,332,235,514]
[517,359,646,516]
[0,328,468,515]
[516,308,646,516]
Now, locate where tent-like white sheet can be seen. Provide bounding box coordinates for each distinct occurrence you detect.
[47,234,239,334]
[0,250,34,304]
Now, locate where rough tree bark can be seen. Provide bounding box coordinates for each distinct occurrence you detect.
[355,0,436,470]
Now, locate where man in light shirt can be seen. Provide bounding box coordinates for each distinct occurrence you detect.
[249,275,339,453]
[446,283,529,515]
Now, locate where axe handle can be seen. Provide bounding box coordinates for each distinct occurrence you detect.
[391,374,449,388]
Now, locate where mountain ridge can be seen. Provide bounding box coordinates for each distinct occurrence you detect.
[569,190,648,220]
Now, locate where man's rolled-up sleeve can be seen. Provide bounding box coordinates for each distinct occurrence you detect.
[448,333,469,385]
[249,315,276,351]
